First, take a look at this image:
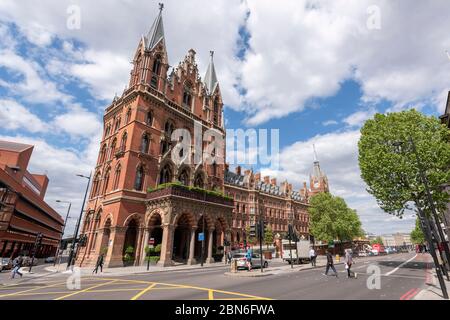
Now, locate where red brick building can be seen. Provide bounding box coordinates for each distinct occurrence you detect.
[76,6,329,268]
[0,141,64,259]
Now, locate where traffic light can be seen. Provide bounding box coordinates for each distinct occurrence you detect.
[78,234,88,247]
[288,224,294,241]
[258,220,265,240]
[249,224,256,237]
[35,232,43,247]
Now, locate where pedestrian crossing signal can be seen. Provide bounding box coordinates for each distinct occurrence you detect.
[249,224,256,237]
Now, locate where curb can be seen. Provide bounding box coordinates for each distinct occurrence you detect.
[224,271,273,277]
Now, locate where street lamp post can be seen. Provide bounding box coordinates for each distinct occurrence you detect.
[67,172,91,270]
[200,192,206,267]
[393,138,449,299]
[54,200,72,266]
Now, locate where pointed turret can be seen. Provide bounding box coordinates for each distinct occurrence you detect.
[204,51,219,95]
[146,3,165,50]
[309,144,329,195]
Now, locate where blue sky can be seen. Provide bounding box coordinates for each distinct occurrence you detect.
[1,0,449,237]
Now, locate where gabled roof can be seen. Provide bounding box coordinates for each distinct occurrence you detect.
[204,51,219,95]
[145,5,165,50]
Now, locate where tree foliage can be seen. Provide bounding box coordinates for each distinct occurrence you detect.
[358,110,450,219]
[410,218,426,245]
[370,236,384,245]
[264,225,274,249]
[308,192,363,243]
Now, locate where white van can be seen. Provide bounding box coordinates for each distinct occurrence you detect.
[282,240,311,264]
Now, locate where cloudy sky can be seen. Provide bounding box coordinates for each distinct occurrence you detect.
[1,0,449,237]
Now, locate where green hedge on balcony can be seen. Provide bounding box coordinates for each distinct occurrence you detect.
[147,182,233,201]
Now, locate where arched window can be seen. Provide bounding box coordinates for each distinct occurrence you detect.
[159,165,172,184]
[104,124,111,138]
[213,97,219,125]
[125,108,131,123]
[212,162,217,176]
[183,83,192,108]
[120,132,127,152]
[99,144,107,163]
[146,111,153,126]
[151,56,161,88]
[178,169,189,186]
[141,134,150,154]
[110,138,117,159]
[194,172,204,188]
[102,168,110,195]
[113,165,121,190]
[91,172,101,198]
[134,166,144,191]
[164,120,174,136]
[114,117,121,132]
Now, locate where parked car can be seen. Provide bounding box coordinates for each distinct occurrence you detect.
[233,253,268,270]
[0,258,12,272]
[44,256,55,263]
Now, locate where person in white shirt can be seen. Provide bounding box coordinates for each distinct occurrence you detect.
[309,247,317,267]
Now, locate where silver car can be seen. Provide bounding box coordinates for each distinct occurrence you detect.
[0,258,12,272]
[233,253,268,270]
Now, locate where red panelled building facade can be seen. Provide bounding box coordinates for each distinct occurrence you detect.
[0,141,64,259]
[76,6,329,268]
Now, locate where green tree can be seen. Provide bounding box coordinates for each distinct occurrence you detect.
[370,236,384,245]
[358,110,450,219]
[411,218,426,245]
[264,225,274,249]
[308,192,363,243]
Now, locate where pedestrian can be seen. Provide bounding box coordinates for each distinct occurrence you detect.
[344,249,357,279]
[93,253,104,274]
[227,250,233,264]
[245,247,252,272]
[323,250,338,277]
[10,254,23,279]
[309,247,316,267]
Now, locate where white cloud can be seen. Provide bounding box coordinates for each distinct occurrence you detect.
[343,108,376,127]
[0,99,49,133]
[322,120,338,126]
[260,130,415,235]
[52,104,103,138]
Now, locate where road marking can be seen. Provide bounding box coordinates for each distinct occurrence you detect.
[208,290,214,300]
[54,280,118,300]
[400,288,418,300]
[0,281,67,298]
[385,254,417,276]
[130,283,157,300]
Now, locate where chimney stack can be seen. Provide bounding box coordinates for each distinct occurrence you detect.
[264,176,270,184]
[235,166,241,175]
[255,172,261,181]
[271,178,277,186]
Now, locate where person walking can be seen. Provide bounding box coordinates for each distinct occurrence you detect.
[245,247,252,272]
[93,253,104,274]
[10,254,23,279]
[309,247,317,267]
[323,250,338,277]
[344,249,357,279]
[227,250,233,264]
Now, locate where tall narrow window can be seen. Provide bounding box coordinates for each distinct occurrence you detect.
[125,108,131,123]
[141,134,150,153]
[113,165,121,190]
[102,169,110,195]
[120,132,127,152]
[99,144,107,163]
[151,56,161,88]
[114,117,121,132]
[146,111,153,126]
[178,169,189,186]
[183,84,192,108]
[159,165,172,184]
[134,166,144,191]
[213,97,219,125]
[110,138,117,159]
[194,172,204,188]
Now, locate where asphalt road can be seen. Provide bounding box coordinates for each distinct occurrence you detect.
[0,252,432,300]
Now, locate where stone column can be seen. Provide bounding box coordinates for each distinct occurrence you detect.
[157,224,175,267]
[134,227,144,266]
[206,228,215,264]
[187,227,197,265]
[140,227,151,265]
[104,226,126,268]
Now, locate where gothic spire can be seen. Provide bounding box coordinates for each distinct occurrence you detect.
[146,3,165,50]
[312,144,323,179]
[204,50,219,95]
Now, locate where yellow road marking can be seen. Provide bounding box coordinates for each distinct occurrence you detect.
[0,281,68,299]
[208,290,214,300]
[130,283,157,300]
[9,288,147,297]
[54,280,118,300]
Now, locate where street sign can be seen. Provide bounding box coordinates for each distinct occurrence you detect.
[198,233,204,241]
[149,238,155,245]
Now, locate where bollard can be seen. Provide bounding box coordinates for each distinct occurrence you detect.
[336,254,340,262]
[231,259,237,273]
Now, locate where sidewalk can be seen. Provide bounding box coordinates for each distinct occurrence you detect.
[414,268,450,300]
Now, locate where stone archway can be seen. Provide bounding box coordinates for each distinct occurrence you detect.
[123,219,139,264]
[173,212,195,262]
[99,218,112,254]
